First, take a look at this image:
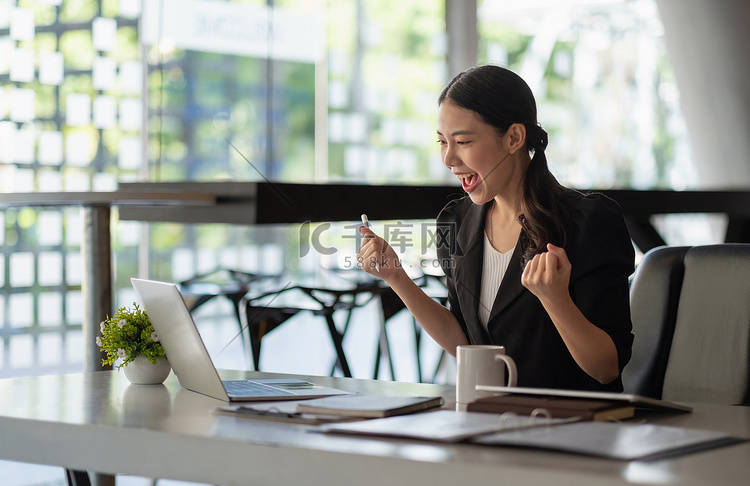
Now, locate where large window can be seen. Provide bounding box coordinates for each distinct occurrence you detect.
[0,0,450,378]
[1,0,694,378]
[0,0,142,376]
[324,0,448,183]
[478,0,693,190]
[144,0,317,183]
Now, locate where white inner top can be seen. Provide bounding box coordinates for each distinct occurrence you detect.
[479,232,514,328]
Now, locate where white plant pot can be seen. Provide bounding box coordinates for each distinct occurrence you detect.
[123,355,171,384]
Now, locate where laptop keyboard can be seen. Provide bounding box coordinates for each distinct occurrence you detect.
[222,380,295,397]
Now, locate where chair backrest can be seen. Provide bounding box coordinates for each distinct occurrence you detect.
[624,244,750,405]
[623,246,689,399]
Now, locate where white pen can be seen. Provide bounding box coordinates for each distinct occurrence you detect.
[360,213,379,271]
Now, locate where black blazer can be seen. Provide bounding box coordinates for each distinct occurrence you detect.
[437,190,634,392]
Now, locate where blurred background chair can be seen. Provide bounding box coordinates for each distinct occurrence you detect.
[623,244,750,405]
[240,283,372,377]
[238,267,450,382]
[417,268,452,383]
[326,264,451,382]
[331,274,425,381]
[179,268,281,368]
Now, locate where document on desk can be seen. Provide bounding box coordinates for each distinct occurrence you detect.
[219,395,444,423]
[217,400,361,425]
[315,410,578,442]
[471,421,745,460]
[296,394,444,418]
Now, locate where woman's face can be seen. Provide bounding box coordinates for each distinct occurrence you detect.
[437,100,514,205]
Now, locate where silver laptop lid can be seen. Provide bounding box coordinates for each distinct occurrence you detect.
[131,278,230,401]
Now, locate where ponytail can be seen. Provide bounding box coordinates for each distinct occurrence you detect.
[518,123,567,265]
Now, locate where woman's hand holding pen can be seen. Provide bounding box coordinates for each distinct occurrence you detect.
[521,243,573,305]
[355,216,468,354]
[357,225,404,282]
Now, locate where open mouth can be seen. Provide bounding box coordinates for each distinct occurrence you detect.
[457,172,481,193]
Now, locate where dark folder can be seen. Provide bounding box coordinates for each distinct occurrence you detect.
[467,394,634,421]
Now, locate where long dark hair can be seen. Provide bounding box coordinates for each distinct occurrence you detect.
[438,65,568,264]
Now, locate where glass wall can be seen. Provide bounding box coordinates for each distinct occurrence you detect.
[0,0,693,378]
[323,0,448,184]
[143,0,317,183]
[137,0,450,376]
[0,0,142,376]
[478,0,693,190]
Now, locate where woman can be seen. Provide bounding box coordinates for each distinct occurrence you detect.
[358,65,634,392]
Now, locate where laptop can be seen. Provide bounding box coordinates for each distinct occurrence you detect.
[131,278,350,402]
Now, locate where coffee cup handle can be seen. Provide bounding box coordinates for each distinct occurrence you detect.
[495,354,518,387]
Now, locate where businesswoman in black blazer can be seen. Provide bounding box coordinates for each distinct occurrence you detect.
[358,65,634,392]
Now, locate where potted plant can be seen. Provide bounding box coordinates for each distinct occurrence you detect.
[97,303,171,384]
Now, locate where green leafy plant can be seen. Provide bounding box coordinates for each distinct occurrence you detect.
[97,303,166,369]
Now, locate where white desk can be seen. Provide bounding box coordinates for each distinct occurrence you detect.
[0,370,748,486]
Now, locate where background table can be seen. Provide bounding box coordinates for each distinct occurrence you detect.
[6,184,750,373]
[0,370,748,486]
[119,182,750,253]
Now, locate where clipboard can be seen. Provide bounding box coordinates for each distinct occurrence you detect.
[315,410,580,442]
[471,421,745,460]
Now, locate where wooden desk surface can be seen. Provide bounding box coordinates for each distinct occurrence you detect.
[0,371,748,486]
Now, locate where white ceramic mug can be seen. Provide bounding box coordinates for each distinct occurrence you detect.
[456,345,517,411]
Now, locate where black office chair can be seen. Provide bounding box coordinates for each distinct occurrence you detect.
[623,244,750,405]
